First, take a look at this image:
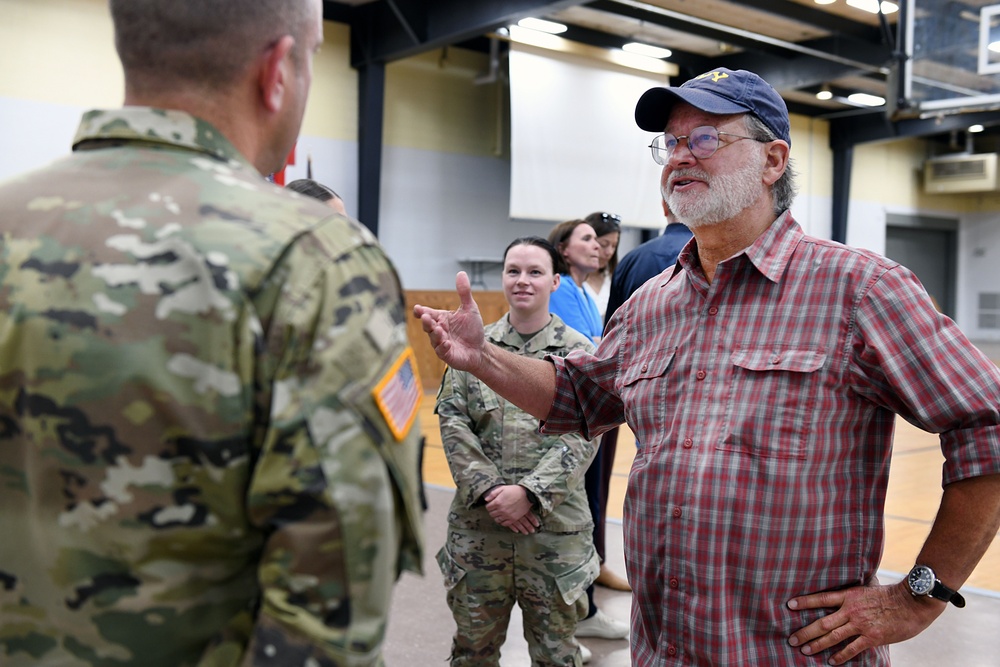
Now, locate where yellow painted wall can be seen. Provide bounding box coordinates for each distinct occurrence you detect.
[790,115,833,200]
[853,139,1000,213]
[301,21,357,141]
[384,48,505,157]
[0,0,120,108]
[0,0,355,141]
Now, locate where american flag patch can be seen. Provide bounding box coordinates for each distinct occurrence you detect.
[373,347,422,441]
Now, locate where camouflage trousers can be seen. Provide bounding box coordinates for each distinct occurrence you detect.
[437,527,599,667]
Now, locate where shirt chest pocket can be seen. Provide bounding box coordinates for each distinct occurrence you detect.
[720,348,826,460]
[619,345,677,435]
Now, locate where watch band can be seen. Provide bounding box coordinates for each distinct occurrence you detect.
[930,580,966,608]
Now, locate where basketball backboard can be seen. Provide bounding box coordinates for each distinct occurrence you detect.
[902,0,1000,115]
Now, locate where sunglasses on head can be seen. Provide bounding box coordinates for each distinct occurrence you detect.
[593,212,621,230]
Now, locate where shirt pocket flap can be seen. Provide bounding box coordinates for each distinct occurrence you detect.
[730,348,827,373]
[620,345,677,386]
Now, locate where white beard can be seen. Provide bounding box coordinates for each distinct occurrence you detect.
[663,151,766,229]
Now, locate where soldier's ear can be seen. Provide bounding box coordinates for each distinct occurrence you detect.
[551,273,560,293]
[258,35,296,113]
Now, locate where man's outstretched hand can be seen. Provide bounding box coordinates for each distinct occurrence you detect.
[413,271,486,373]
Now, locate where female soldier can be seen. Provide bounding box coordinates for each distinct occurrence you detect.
[436,236,599,666]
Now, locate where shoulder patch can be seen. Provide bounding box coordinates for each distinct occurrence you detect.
[373,347,422,440]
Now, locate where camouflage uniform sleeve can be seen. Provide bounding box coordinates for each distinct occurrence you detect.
[516,317,599,517]
[435,367,506,509]
[241,223,423,667]
[517,431,598,518]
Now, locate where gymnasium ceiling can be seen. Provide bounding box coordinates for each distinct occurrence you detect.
[323,0,1000,151]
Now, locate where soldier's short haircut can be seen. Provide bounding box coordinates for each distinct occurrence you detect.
[110,0,316,91]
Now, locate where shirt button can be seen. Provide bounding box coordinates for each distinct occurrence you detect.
[641,363,648,372]
[708,306,718,315]
[695,370,706,380]
[683,438,693,448]
[672,507,682,518]
[669,577,679,589]
[667,645,678,657]
[771,354,781,364]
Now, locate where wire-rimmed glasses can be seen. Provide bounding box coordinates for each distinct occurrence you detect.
[648,126,768,165]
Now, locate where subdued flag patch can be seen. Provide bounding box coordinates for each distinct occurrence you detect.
[373,347,422,440]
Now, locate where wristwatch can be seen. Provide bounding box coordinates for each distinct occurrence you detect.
[905,564,966,608]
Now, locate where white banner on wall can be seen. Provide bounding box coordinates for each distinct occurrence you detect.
[508,43,669,229]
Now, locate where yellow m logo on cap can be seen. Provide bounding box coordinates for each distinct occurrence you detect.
[695,71,730,83]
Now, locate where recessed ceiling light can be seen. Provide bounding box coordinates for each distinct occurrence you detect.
[622,42,673,59]
[816,88,833,100]
[847,92,886,106]
[969,124,985,133]
[517,17,568,34]
[814,0,837,5]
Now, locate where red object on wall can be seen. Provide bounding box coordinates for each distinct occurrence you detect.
[272,145,296,186]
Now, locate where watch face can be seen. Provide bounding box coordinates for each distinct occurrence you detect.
[908,565,935,595]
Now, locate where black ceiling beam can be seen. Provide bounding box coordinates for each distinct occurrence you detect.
[322,2,354,24]
[342,0,586,67]
[829,108,1000,150]
[711,52,869,92]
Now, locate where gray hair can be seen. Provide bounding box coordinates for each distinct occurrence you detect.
[110,0,316,93]
[743,113,798,216]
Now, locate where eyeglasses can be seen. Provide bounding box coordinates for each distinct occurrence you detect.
[648,126,768,165]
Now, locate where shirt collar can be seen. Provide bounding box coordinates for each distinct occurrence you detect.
[72,107,252,169]
[674,210,801,285]
[742,211,801,283]
[488,313,562,353]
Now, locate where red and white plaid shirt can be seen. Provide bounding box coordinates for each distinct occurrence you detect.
[543,212,1000,666]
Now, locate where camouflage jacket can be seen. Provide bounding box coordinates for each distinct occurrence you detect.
[435,314,597,533]
[0,108,424,667]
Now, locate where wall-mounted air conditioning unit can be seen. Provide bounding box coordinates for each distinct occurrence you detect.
[923,153,999,194]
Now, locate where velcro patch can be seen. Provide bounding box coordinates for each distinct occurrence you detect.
[373,347,422,441]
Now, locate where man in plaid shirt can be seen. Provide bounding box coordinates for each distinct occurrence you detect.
[415,68,1000,666]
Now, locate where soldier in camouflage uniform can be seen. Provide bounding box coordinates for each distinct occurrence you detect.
[435,237,599,667]
[0,1,423,665]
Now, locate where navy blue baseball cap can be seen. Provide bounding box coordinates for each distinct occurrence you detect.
[635,68,791,146]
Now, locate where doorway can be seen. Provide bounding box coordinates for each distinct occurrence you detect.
[884,214,957,318]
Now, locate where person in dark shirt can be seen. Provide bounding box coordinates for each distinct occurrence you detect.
[605,198,693,326]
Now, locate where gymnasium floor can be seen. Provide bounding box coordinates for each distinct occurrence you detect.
[382,397,1000,666]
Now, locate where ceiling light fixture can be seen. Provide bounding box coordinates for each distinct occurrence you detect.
[816,86,833,100]
[845,0,898,14]
[517,17,568,34]
[990,41,1000,54]
[847,92,886,106]
[814,0,837,5]
[622,42,673,59]
[503,26,677,76]
[968,124,985,133]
